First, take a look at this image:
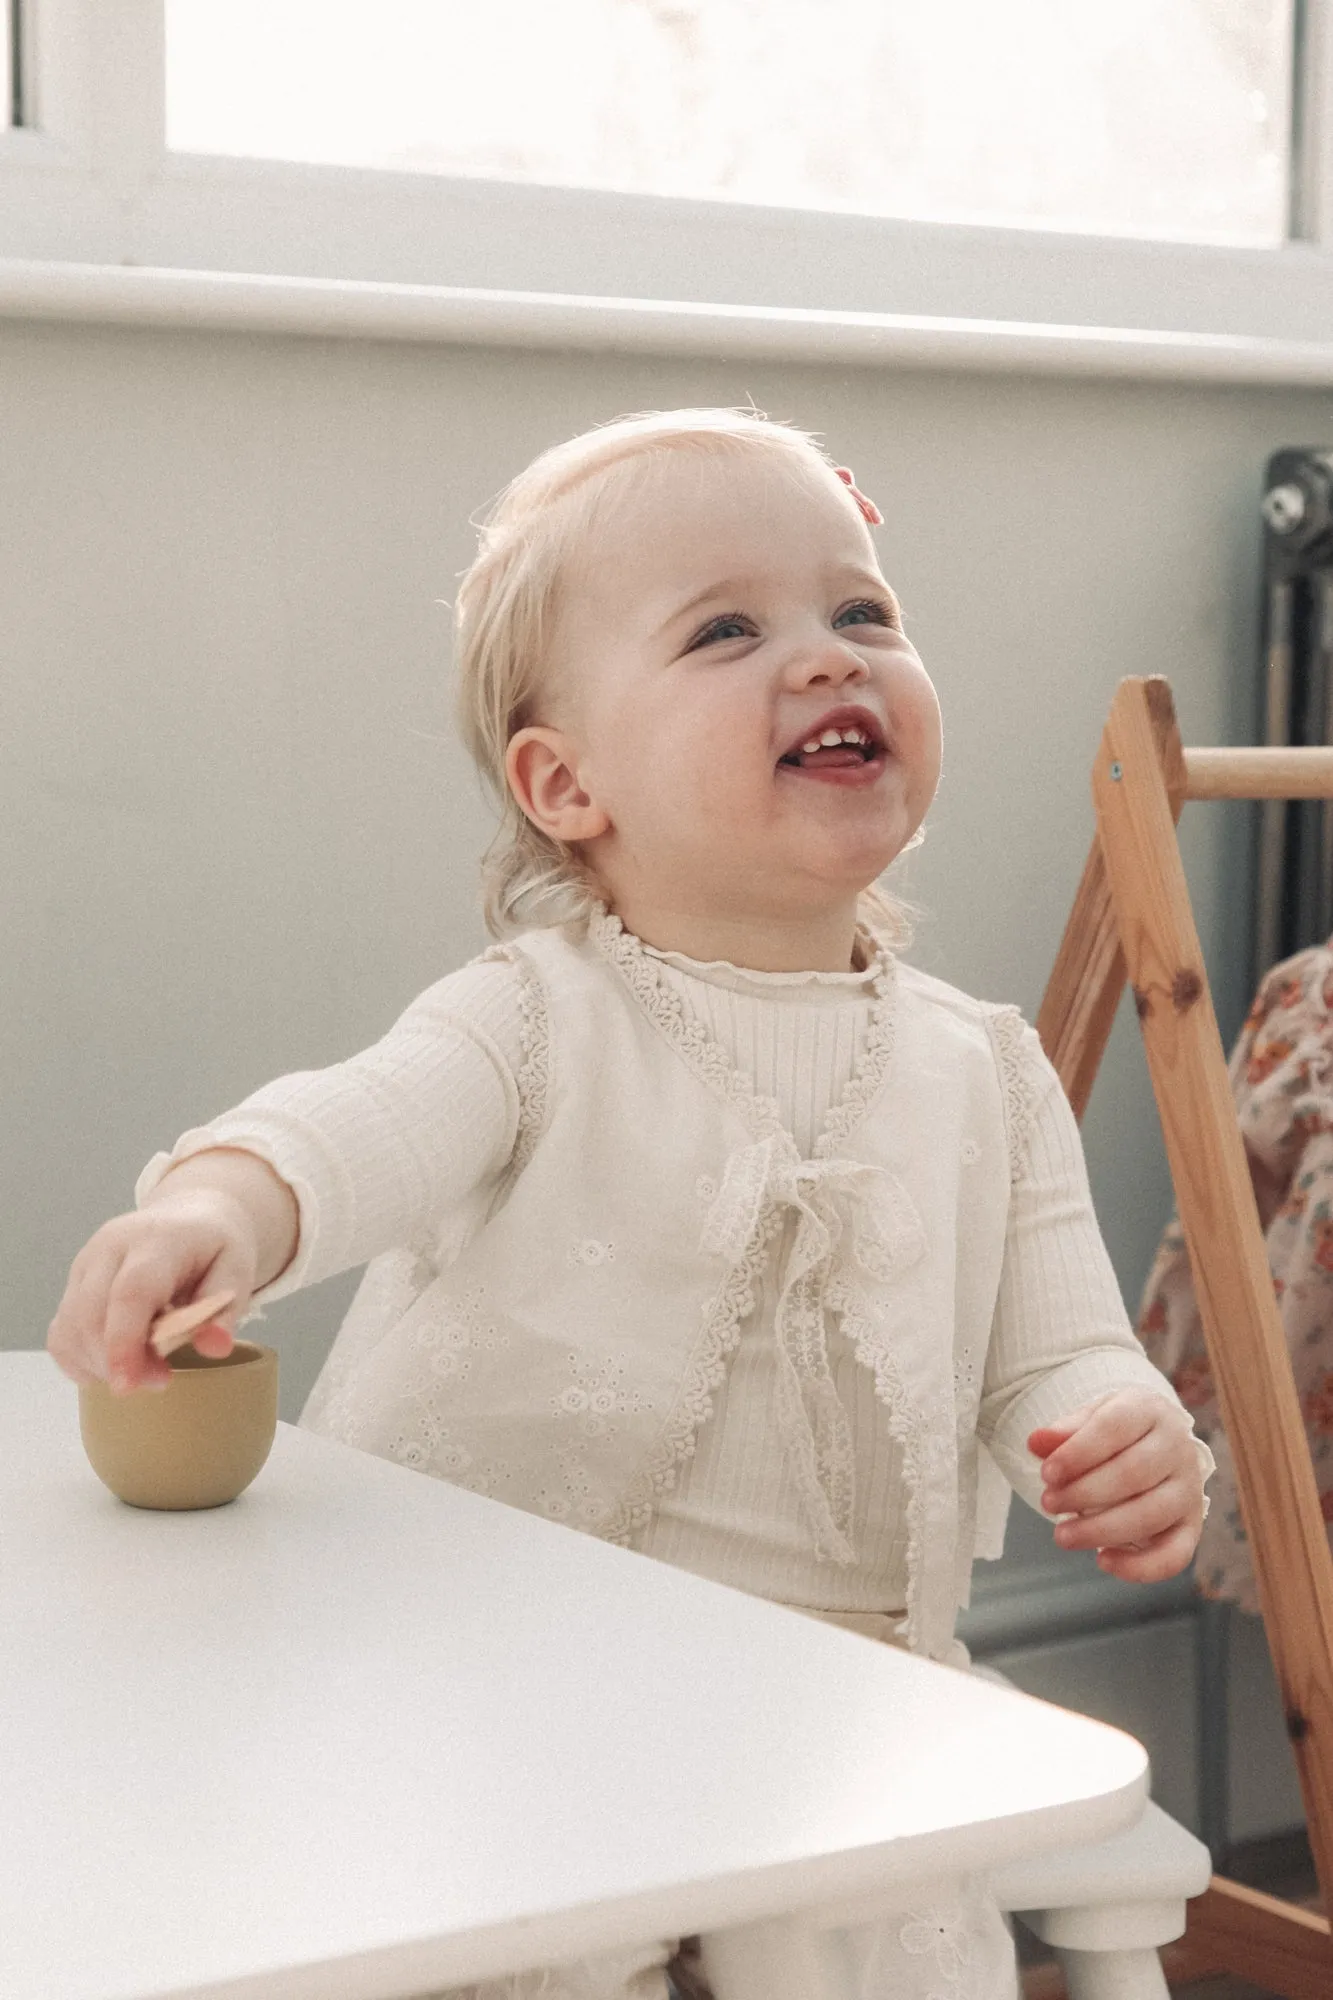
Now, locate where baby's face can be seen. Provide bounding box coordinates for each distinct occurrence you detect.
[538,449,942,928]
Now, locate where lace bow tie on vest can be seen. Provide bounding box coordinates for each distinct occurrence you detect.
[699,1129,927,1565]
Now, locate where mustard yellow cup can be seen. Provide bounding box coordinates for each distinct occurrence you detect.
[78,1341,279,1510]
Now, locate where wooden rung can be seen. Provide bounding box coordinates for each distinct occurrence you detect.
[1184,746,1333,798]
[1177,1879,1333,2000]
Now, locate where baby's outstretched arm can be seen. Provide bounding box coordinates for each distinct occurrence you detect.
[1029,1389,1207,1583]
[49,956,525,1393]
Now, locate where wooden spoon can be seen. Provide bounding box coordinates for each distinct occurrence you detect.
[148,1291,238,1361]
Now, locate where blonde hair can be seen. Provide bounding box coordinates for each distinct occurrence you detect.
[451,406,927,950]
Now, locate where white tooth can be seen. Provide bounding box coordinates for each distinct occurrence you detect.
[819,729,844,747]
[840,729,867,744]
[801,738,823,755]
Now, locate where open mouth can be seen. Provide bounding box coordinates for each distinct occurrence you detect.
[777,721,887,774]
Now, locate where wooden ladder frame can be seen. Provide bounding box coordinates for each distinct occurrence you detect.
[1038,675,1333,1998]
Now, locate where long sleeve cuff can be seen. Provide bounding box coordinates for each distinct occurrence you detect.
[981,1349,1216,1518]
[134,1120,339,1322]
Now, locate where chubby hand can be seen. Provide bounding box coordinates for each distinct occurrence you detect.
[1028,1389,1206,1584]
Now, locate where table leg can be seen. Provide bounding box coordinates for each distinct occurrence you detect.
[698,1915,858,2000]
[1050,1945,1169,2000]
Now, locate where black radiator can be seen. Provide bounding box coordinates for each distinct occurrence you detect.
[1257,447,1333,987]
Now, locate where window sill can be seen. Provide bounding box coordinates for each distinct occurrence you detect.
[5,256,1333,387]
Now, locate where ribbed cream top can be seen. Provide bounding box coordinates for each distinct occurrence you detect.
[633,942,912,1608]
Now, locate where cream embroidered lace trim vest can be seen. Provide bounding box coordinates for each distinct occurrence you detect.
[298,907,1020,1662]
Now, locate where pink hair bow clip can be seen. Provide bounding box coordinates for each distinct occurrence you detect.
[833,465,884,527]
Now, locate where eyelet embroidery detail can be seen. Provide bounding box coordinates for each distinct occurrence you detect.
[535,1350,652,1528]
[567,1238,616,1267]
[551,1351,644,1431]
[847,1885,987,1998]
[532,1451,606,1526]
[384,1418,473,1477]
[380,1286,515,1474]
[409,1285,511,1386]
[898,1897,974,1984]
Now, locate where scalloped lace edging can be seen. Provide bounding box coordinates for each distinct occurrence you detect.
[817,948,900,1160]
[590,905,901,1157]
[982,1005,1042,1186]
[589,908,783,1136]
[600,1205,787,1546]
[829,1269,954,1655]
[478,941,552,1187]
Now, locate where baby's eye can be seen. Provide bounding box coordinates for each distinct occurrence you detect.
[687,611,756,649]
[835,597,899,628]
[685,597,899,651]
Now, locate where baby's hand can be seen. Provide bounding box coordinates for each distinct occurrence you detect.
[1028,1389,1205,1584]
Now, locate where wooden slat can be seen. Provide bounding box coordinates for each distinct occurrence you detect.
[148,1289,237,1359]
[1036,677,1185,1120]
[1184,745,1333,800]
[1175,1880,1333,2000]
[1033,831,1124,1121]
[1092,676,1333,1906]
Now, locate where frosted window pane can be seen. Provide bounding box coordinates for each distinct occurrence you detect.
[165,0,1293,248]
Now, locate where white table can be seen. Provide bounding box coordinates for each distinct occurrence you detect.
[2,1350,1149,2000]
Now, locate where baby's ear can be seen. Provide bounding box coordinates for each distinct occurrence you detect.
[506,727,610,842]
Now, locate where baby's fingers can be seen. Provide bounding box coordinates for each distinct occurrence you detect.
[1027,1404,1101,1461]
[1035,1393,1159,1485]
[103,1258,188,1390]
[1042,1428,1174,1516]
[1053,1478,1186,1553]
[191,1321,235,1360]
[1094,1521,1199,1584]
[47,1248,124,1386]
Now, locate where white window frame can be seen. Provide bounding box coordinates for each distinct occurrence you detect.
[4,0,1333,369]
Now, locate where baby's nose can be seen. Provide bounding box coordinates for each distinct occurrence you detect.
[795,642,869,685]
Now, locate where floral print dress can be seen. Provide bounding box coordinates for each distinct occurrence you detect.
[1135,937,1333,1613]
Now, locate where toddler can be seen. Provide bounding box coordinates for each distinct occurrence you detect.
[48,407,1214,2000]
